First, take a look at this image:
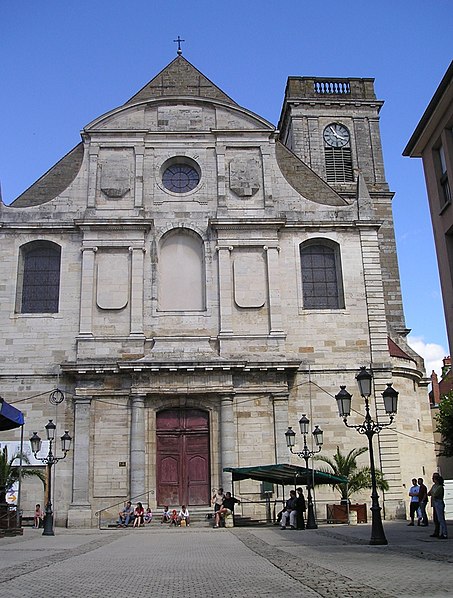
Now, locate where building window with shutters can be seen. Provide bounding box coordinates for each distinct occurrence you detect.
[17,241,61,313]
[300,240,344,309]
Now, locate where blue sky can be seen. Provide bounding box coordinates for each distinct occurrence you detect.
[1,1,452,373]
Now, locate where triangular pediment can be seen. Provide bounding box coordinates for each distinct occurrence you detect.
[125,55,238,106]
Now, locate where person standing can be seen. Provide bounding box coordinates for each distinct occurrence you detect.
[428,473,448,539]
[33,503,44,529]
[212,488,225,519]
[428,473,441,537]
[295,487,306,530]
[417,477,428,526]
[407,478,419,526]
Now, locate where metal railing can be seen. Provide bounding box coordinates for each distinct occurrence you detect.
[95,491,152,530]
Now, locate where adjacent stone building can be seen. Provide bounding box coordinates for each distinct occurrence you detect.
[0,54,436,526]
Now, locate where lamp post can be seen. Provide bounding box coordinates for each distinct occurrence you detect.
[29,420,72,536]
[335,367,398,545]
[285,415,323,529]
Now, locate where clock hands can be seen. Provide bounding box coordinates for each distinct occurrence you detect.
[329,126,347,140]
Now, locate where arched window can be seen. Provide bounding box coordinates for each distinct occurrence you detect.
[18,241,61,313]
[158,230,205,311]
[300,240,344,309]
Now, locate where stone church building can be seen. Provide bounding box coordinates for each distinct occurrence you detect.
[0,54,436,526]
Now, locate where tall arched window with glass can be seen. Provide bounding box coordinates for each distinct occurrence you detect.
[300,241,344,309]
[17,241,61,313]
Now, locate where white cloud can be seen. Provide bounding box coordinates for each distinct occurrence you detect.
[407,335,447,377]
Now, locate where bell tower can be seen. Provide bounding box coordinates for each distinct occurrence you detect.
[278,76,408,337]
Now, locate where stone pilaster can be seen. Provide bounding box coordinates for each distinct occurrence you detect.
[130,395,146,500]
[217,246,233,334]
[134,149,144,208]
[87,146,99,208]
[79,247,96,335]
[129,246,145,335]
[220,395,235,489]
[265,246,284,334]
[272,394,290,463]
[67,398,92,528]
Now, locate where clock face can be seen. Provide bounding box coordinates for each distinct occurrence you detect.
[323,123,350,148]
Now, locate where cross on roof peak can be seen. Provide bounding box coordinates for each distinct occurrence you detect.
[173,36,185,56]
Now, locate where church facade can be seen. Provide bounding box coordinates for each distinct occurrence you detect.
[0,55,436,526]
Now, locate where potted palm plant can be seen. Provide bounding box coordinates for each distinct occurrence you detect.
[0,445,46,532]
[316,446,389,523]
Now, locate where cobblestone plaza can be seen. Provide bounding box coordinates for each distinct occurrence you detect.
[0,522,452,597]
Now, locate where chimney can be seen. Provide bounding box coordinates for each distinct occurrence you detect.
[431,370,440,405]
[442,356,451,378]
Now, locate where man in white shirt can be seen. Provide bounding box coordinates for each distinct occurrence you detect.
[408,478,420,526]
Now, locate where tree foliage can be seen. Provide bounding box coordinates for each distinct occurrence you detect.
[0,445,46,503]
[315,446,389,501]
[435,392,453,457]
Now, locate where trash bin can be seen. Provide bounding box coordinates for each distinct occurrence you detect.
[348,511,358,525]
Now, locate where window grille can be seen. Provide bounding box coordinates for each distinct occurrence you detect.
[20,243,61,313]
[300,243,344,309]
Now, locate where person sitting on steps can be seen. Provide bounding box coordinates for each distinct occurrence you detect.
[161,506,170,524]
[178,505,190,526]
[169,509,179,526]
[214,492,240,528]
[133,501,145,527]
[117,501,134,527]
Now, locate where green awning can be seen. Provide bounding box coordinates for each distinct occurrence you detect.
[223,463,347,486]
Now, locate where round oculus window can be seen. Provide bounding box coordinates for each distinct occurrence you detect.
[162,164,200,193]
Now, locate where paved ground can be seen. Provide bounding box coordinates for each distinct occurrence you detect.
[0,521,452,597]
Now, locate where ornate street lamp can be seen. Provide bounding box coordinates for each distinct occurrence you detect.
[285,415,324,529]
[335,367,398,545]
[30,420,72,536]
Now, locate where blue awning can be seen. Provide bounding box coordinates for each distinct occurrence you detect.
[0,398,25,431]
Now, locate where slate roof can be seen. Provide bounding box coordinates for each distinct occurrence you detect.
[388,337,413,361]
[125,55,238,106]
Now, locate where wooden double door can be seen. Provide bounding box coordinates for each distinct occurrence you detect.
[156,408,210,506]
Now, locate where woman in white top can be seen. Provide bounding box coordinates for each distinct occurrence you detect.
[178,505,190,526]
[212,488,224,514]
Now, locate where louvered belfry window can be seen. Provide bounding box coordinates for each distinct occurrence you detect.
[21,242,61,313]
[325,147,354,183]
